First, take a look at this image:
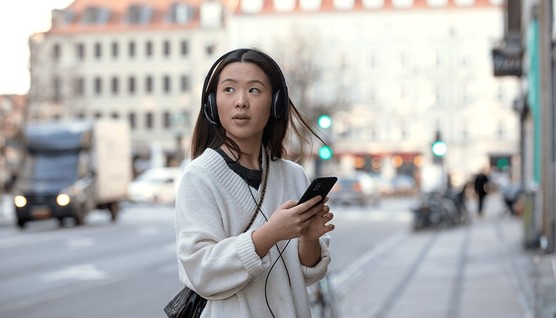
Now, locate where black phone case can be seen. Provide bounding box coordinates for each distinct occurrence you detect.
[298,177,338,205]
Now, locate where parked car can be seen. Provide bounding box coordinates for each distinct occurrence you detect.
[329,173,380,206]
[389,175,418,196]
[127,167,181,204]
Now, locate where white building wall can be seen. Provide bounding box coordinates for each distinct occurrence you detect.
[226,3,520,182]
[28,0,519,181]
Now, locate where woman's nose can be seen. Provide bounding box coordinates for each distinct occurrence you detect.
[235,92,248,108]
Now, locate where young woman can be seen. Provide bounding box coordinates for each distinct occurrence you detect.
[175,48,334,317]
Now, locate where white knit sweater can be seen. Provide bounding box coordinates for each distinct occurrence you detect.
[175,148,331,318]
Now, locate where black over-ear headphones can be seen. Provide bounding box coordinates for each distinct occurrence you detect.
[201,48,289,125]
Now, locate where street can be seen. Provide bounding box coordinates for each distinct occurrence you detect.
[0,196,417,318]
[0,199,412,318]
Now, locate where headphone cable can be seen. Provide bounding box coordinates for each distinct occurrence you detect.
[234,149,292,318]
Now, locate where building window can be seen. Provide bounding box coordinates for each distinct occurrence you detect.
[53,76,62,102]
[300,0,322,10]
[180,75,190,92]
[94,42,102,59]
[129,112,136,129]
[82,6,110,25]
[145,112,154,129]
[168,3,193,24]
[111,41,119,58]
[206,43,215,56]
[128,41,136,58]
[180,40,189,56]
[392,0,413,7]
[94,77,102,95]
[427,0,448,6]
[163,111,172,129]
[163,40,171,57]
[454,0,474,6]
[497,121,505,139]
[111,112,119,119]
[52,44,61,62]
[128,76,136,94]
[334,0,355,10]
[145,40,153,57]
[435,51,444,68]
[94,112,102,119]
[163,75,171,94]
[363,0,384,8]
[369,52,378,69]
[145,75,153,94]
[400,51,410,68]
[74,77,85,96]
[127,4,152,24]
[241,0,264,13]
[275,0,295,11]
[76,43,85,60]
[111,76,119,95]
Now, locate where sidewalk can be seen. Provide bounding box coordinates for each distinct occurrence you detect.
[332,192,556,318]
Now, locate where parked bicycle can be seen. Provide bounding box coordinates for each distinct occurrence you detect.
[412,186,469,231]
[309,274,339,318]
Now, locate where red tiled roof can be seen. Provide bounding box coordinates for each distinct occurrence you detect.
[66,0,206,13]
[46,0,499,34]
[48,0,222,34]
[231,0,498,14]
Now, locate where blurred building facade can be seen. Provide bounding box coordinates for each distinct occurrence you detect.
[27,0,230,167]
[501,0,556,253]
[26,0,519,184]
[0,94,25,194]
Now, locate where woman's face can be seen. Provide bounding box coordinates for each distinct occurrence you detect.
[216,62,273,146]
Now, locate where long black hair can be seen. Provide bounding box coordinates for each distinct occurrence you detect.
[191,48,323,161]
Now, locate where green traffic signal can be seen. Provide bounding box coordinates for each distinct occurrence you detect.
[432,140,447,157]
[318,145,333,160]
[317,114,332,129]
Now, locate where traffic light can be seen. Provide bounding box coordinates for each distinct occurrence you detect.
[318,145,333,160]
[317,114,332,129]
[431,131,446,164]
[432,139,447,157]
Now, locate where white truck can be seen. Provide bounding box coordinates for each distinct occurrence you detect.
[13,120,132,228]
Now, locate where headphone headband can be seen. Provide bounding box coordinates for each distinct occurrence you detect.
[201,48,289,125]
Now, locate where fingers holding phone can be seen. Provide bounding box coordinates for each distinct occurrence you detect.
[302,200,335,240]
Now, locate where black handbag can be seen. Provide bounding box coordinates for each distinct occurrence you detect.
[164,286,207,318]
[164,153,269,318]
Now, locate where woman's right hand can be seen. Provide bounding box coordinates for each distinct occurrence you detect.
[251,195,323,257]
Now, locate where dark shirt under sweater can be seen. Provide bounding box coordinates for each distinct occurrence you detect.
[215,148,262,190]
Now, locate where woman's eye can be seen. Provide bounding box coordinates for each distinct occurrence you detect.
[224,87,235,93]
[249,87,261,93]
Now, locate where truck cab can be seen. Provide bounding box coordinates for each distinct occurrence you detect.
[13,120,131,228]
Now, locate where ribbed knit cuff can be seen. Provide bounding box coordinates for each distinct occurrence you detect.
[301,239,331,284]
[236,230,265,275]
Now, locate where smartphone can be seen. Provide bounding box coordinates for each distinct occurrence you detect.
[298,176,338,205]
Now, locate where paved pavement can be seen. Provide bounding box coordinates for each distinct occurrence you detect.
[3,192,555,318]
[328,192,556,318]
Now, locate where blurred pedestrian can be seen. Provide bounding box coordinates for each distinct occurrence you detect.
[473,168,490,216]
[173,48,334,317]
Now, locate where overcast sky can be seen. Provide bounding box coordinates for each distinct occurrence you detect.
[0,0,74,95]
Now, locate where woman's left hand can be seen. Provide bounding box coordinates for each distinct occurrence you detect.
[300,198,335,241]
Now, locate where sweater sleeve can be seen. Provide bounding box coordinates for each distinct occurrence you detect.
[301,234,331,286]
[175,165,269,300]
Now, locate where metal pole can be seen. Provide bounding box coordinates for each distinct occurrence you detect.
[539,0,555,252]
[549,0,556,253]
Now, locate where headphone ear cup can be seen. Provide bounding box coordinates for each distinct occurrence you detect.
[203,93,219,125]
[272,90,286,119]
